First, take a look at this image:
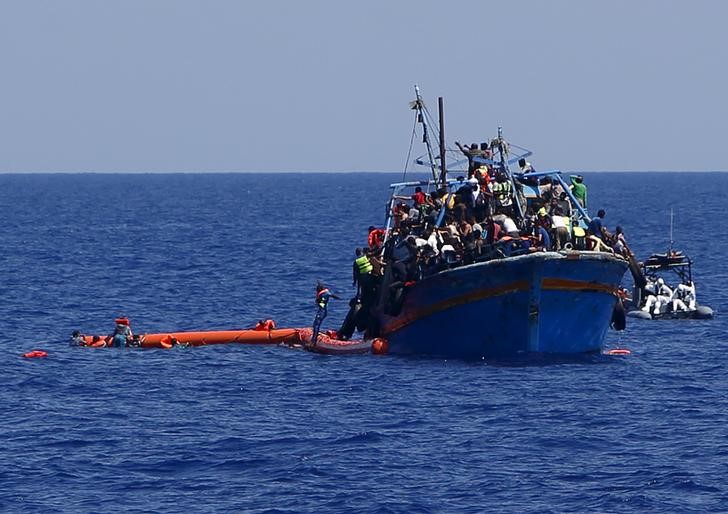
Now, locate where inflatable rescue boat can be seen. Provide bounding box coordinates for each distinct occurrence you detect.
[291,328,373,355]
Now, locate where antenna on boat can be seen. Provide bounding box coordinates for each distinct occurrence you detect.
[438,96,447,187]
[411,85,438,183]
[669,207,674,252]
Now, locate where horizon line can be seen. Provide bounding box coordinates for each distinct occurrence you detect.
[1,169,727,175]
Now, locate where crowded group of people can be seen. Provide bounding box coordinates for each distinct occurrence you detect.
[341,146,629,331]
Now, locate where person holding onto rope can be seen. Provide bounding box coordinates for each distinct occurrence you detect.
[311,282,341,346]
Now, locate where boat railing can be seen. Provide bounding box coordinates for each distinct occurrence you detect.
[511,169,591,223]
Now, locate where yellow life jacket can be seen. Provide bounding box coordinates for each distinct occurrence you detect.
[355,255,373,275]
[493,181,512,203]
[445,193,456,209]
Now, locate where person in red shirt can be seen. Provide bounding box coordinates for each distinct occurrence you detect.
[395,186,430,206]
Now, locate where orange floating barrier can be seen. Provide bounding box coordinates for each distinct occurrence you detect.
[83,328,299,349]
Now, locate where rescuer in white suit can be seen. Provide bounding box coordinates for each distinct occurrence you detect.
[642,278,673,315]
[675,281,697,311]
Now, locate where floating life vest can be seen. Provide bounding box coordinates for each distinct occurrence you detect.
[23,350,48,358]
[605,348,631,356]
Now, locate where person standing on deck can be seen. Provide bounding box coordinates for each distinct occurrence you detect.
[455,142,483,177]
[569,175,587,208]
[492,172,514,217]
[550,207,570,250]
[311,283,340,346]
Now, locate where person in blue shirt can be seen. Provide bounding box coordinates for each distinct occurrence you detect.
[587,209,614,253]
[588,209,606,239]
[536,223,552,251]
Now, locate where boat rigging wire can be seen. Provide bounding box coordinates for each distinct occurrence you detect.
[402,110,419,181]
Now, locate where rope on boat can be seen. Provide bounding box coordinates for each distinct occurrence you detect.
[402,110,418,182]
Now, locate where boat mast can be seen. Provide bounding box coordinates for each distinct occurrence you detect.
[413,85,438,182]
[497,126,524,221]
[669,208,674,252]
[438,97,447,187]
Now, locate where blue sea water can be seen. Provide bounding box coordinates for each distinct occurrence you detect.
[1,172,727,513]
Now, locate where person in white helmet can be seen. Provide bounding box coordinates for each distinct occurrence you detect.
[642,277,672,315]
[652,278,674,315]
[675,281,697,311]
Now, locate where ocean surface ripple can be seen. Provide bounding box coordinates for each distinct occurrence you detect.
[1,172,727,513]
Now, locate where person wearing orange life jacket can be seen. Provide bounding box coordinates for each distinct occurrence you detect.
[368,226,386,251]
[311,282,341,346]
[254,319,277,331]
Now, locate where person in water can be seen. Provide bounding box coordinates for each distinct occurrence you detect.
[70,330,86,346]
[254,319,277,331]
[311,283,340,346]
[109,317,133,348]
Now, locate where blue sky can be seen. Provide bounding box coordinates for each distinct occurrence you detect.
[1,0,725,172]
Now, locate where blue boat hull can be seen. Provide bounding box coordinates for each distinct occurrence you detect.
[378,252,628,359]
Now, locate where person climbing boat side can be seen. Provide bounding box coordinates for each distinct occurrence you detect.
[311,283,340,347]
